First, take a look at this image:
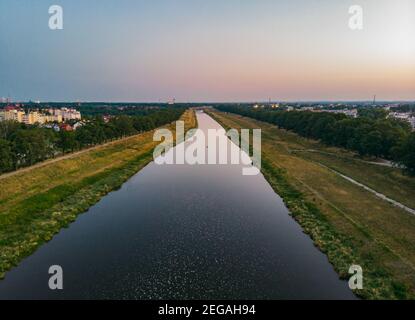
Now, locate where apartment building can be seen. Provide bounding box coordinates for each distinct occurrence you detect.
[1,107,79,125]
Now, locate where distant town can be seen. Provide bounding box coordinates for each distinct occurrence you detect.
[251,102,415,130]
[0,103,82,131]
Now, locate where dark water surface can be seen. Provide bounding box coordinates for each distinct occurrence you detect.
[0,112,355,299]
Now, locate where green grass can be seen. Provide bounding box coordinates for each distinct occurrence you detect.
[295,151,415,210]
[208,109,415,300]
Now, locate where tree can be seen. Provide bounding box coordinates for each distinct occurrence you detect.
[111,116,136,137]
[0,139,14,173]
[12,129,53,166]
[0,120,23,140]
[57,131,78,153]
[360,131,383,158]
[396,133,415,175]
[358,108,389,120]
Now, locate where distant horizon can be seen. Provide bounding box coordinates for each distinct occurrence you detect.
[2,99,415,104]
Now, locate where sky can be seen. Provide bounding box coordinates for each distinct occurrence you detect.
[0,0,414,102]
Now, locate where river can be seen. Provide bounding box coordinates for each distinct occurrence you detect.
[0,112,355,299]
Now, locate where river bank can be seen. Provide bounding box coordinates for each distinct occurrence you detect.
[208,109,415,300]
[0,109,197,280]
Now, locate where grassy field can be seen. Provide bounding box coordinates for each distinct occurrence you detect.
[0,109,197,279]
[208,110,415,300]
[294,150,415,210]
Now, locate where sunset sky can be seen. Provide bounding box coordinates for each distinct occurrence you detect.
[1,0,414,102]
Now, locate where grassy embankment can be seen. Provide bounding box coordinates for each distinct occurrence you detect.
[0,109,197,279]
[208,109,415,300]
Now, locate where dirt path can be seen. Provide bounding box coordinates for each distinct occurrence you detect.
[312,162,415,215]
[292,149,398,168]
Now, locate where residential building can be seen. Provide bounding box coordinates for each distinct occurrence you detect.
[49,108,81,121]
[315,108,358,118]
[389,112,415,130]
[409,117,415,130]
[22,111,40,125]
[3,109,25,122]
[0,106,80,125]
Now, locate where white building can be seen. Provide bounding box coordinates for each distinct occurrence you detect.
[390,112,411,120]
[389,112,415,130]
[318,109,358,118]
[49,108,82,121]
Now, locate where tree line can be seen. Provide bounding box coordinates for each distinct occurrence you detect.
[215,105,415,175]
[0,108,185,174]
[0,102,203,117]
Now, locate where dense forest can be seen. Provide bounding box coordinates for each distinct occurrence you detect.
[215,105,415,175]
[0,108,185,174]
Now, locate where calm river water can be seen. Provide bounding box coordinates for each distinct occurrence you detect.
[0,112,355,299]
